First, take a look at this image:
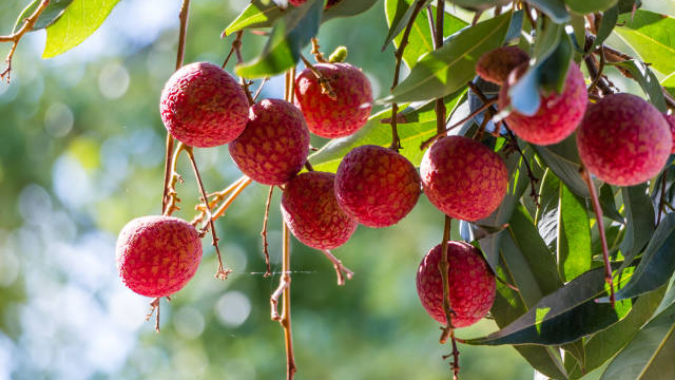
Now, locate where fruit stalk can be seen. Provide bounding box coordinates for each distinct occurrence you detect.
[0,0,50,82]
[261,186,275,277]
[272,222,296,379]
[438,215,454,344]
[321,250,354,286]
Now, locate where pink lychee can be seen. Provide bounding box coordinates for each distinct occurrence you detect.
[499,62,588,145]
[229,99,310,185]
[420,136,508,221]
[663,113,675,154]
[294,62,372,138]
[115,216,202,298]
[416,241,496,328]
[281,171,358,250]
[475,46,530,85]
[289,0,306,5]
[335,145,421,227]
[160,62,249,148]
[577,93,672,186]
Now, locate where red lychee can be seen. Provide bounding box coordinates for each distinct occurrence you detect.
[281,171,358,250]
[335,145,421,227]
[294,62,372,138]
[416,241,496,328]
[289,0,306,5]
[577,93,672,186]
[160,62,249,148]
[499,62,588,145]
[420,136,508,221]
[475,46,530,85]
[229,99,310,185]
[663,113,675,154]
[116,216,202,298]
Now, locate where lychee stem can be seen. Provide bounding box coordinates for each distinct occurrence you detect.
[164,143,186,216]
[438,215,456,345]
[321,250,354,286]
[420,98,497,150]
[0,0,50,83]
[145,297,161,333]
[211,177,252,221]
[299,54,337,100]
[184,145,232,280]
[658,171,668,224]
[310,37,327,63]
[191,175,249,226]
[580,166,615,308]
[261,186,275,278]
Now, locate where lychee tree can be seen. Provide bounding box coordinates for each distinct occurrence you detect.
[2,0,675,379]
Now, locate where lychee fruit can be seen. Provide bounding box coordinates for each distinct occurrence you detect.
[335,145,421,227]
[289,0,306,5]
[229,99,310,185]
[420,136,508,221]
[416,241,496,328]
[577,93,672,186]
[663,113,675,154]
[281,171,358,250]
[160,62,249,148]
[294,62,372,138]
[115,216,202,298]
[475,46,529,85]
[499,62,588,145]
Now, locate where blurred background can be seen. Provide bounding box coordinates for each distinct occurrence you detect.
[0,1,533,379]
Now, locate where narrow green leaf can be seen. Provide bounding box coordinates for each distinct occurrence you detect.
[236,0,323,78]
[13,0,74,33]
[617,184,655,273]
[609,60,667,112]
[526,0,571,23]
[43,0,122,58]
[662,71,675,97]
[599,184,624,224]
[558,183,592,282]
[387,11,515,103]
[322,0,381,22]
[533,135,589,198]
[615,10,675,75]
[444,0,511,11]
[224,0,285,36]
[591,5,619,52]
[564,0,618,14]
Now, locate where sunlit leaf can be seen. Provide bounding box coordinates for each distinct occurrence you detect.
[614,10,675,76]
[322,0,381,22]
[564,0,618,14]
[224,0,285,36]
[13,0,74,33]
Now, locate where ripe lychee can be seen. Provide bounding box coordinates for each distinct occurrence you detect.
[663,113,675,154]
[116,216,202,298]
[229,99,310,185]
[335,145,421,227]
[160,62,249,148]
[499,62,588,145]
[294,62,372,138]
[577,93,672,186]
[416,241,496,327]
[281,171,358,250]
[475,46,529,85]
[420,136,508,221]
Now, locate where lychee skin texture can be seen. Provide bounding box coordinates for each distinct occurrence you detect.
[289,0,306,5]
[115,216,202,298]
[499,62,588,145]
[475,46,529,85]
[416,241,496,327]
[229,99,310,185]
[663,114,675,154]
[577,93,672,186]
[294,63,373,138]
[160,62,249,148]
[281,172,358,250]
[335,145,421,227]
[421,136,508,221]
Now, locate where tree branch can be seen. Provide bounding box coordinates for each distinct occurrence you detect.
[0,0,51,82]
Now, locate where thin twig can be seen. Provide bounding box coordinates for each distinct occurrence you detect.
[421,99,497,150]
[658,171,668,224]
[299,54,336,99]
[230,30,254,105]
[211,177,253,221]
[145,297,161,333]
[185,146,232,280]
[253,77,270,103]
[261,186,275,278]
[321,250,354,286]
[163,143,186,216]
[438,216,455,345]
[580,167,615,307]
[0,0,51,82]
[191,176,250,226]
[310,37,327,63]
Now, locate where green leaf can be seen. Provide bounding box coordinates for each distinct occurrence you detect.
[384,0,467,68]
[308,90,466,172]
[599,184,625,224]
[600,301,675,380]
[13,0,74,33]
[526,0,571,23]
[386,11,516,103]
[617,184,655,273]
[608,60,667,112]
[641,0,675,17]
[466,266,633,346]
[533,135,589,198]
[444,0,511,11]
[612,213,675,301]
[223,0,285,36]
[42,0,122,58]
[662,71,675,97]
[614,10,675,76]
[559,182,592,281]
[564,0,618,14]
[591,5,619,52]
[236,0,323,78]
[322,0,381,22]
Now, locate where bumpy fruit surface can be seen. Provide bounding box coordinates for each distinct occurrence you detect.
[416,241,496,327]
[229,99,310,185]
[499,62,588,145]
[116,216,202,298]
[335,145,420,227]
[577,93,672,186]
[475,46,529,85]
[160,62,249,148]
[421,136,508,221]
[294,63,372,138]
[281,172,358,250]
[664,114,675,154]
